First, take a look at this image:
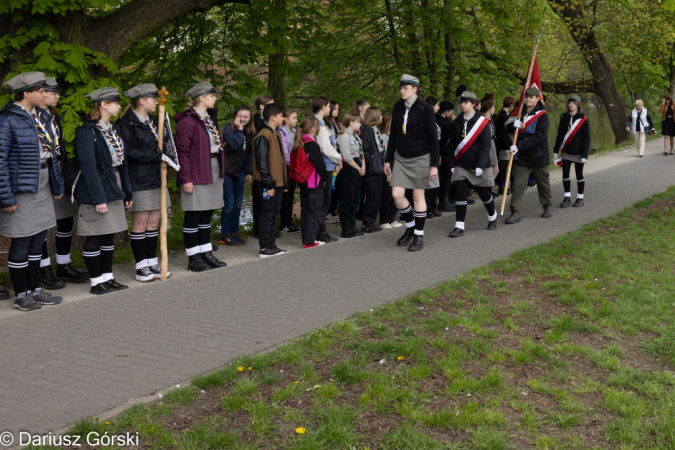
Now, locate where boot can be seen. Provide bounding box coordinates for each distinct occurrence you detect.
[408,235,424,251]
[487,220,497,230]
[397,227,415,247]
[448,227,464,238]
[560,197,572,208]
[40,266,65,290]
[505,209,521,224]
[542,205,552,218]
[56,263,89,283]
[188,254,212,272]
[573,199,584,207]
[201,252,227,268]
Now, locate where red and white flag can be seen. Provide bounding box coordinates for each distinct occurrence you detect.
[511,57,545,117]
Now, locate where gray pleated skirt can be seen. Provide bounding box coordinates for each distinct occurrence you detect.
[181,157,224,211]
[0,161,55,238]
[452,166,495,187]
[562,153,583,163]
[54,195,78,221]
[390,153,440,190]
[77,171,128,236]
[129,188,171,212]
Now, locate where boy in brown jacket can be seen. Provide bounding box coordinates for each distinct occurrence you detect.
[252,103,288,258]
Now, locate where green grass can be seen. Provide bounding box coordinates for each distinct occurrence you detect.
[34,186,675,449]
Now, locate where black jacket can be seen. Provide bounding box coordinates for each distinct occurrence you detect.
[506,103,550,168]
[117,109,163,191]
[254,114,266,134]
[73,121,133,206]
[494,109,512,151]
[435,113,453,158]
[223,123,254,177]
[304,140,329,188]
[386,97,440,167]
[38,107,78,195]
[448,112,492,171]
[553,112,591,159]
[360,127,384,175]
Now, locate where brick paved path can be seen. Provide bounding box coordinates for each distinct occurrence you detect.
[0,141,669,444]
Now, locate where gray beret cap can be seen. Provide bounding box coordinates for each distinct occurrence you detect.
[524,87,541,97]
[85,87,121,103]
[124,83,158,100]
[459,91,478,102]
[568,95,581,103]
[3,72,47,93]
[187,81,217,99]
[45,77,60,92]
[399,74,420,86]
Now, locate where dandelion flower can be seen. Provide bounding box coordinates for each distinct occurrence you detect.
[397,356,404,361]
[295,427,306,434]
[237,366,244,372]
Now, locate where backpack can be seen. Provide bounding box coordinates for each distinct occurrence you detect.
[289,136,315,184]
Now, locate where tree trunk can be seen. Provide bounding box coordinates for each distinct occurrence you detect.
[444,32,457,99]
[402,5,422,72]
[384,0,401,68]
[268,51,285,105]
[669,52,675,97]
[548,0,629,144]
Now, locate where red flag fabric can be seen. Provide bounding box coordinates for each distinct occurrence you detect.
[511,57,545,116]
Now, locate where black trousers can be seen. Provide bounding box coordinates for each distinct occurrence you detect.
[300,185,324,245]
[495,158,510,187]
[253,181,283,248]
[317,182,332,239]
[439,159,452,201]
[379,174,396,224]
[280,166,297,228]
[252,182,261,236]
[336,166,361,231]
[362,173,383,227]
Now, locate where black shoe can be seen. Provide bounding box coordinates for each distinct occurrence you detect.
[106,279,128,290]
[573,199,584,207]
[505,211,521,224]
[318,234,338,243]
[397,227,415,247]
[487,220,497,230]
[32,289,63,305]
[408,235,424,251]
[135,266,156,282]
[542,206,552,218]
[426,211,435,219]
[0,289,10,300]
[432,210,442,217]
[201,251,227,268]
[219,234,241,246]
[281,225,301,234]
[148,264,171,278]
[259,247,287,258]
[528,178,537,187]
[90,282,116,295]
[233,235,247,246]
[341,228,363,238]
[361,224,382,233]
[449,227,464,238]
[56,263,89,283]
[13,293,42,311]
[466,199,476,205]
[188,254,212,272]
[438,201,456,212]
[275,231,282,238]
[560,197,572,208]
[39,266,65,290]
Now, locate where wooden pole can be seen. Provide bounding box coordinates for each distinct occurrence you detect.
[500,32,542,215]
[157,87,169,281]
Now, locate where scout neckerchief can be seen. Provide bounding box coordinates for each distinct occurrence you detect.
[28,109,53,159]
[373,127,386,158]
[454,115,490,161]
[402,106,410,135]
[50,115,61,156]
[194,108,223,152]
[559,115,587,155]
[516,109,547,136]
[97,121,125,166]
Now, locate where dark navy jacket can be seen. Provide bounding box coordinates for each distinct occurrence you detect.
[37,107,77,195]
[553,112,591,159]
[506,103,550,168]
[0,101,65,208]
[448,111,492,171]
[73,121,133,206]
[117,108,162,191]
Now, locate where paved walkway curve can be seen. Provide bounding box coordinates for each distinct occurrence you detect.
[0,140,670,445]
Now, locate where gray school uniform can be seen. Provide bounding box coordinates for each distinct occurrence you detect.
[53,156,78,220]
[452,166,495,187]
[391,153,440,190]
[181,108,224,211]
[129,189,171,212]
[562,153,582,163]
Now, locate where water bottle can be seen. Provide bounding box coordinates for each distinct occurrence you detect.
[262,188,269,200]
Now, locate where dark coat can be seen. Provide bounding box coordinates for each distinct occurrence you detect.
[507,103,550,168]
[73,121,133,205]
[435,113,453,158]
[222,124,253,177]
[494,109,512,151]
[0,101,64,208]
[448,112,492,171]
[38,106,77,195]
[360,127,384,175]
[552,112,591,159]
[117,108,163,191]
[385,97,440,167]
[174,108,225,186]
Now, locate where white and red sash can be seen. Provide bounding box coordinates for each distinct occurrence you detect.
[454,116,490,161]
[559,116,587,155]
[517,110,547,136]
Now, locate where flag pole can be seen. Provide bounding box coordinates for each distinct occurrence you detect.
[157,86,169,281]
[500,32,542,216]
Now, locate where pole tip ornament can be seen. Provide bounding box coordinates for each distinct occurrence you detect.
[158,86,169,106]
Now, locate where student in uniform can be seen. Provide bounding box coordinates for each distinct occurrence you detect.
[326,101,342,139]
[0,72,65,310]
[552,95,591,208]
[447,91,498,237]
[254,94,274,133]
[336,113,365,238]
[494,97,515,196]
[73,87,133,295]
[37,77,88,288]
[279,108,299,234]
[175,82,227,272]
[252,103,288,258]
[118,83,170,282]
[480,100,500,196]
[360,107,385,233]
[378,113,399,229]
[432,100,455,212]
[220,105,255,246]
[352,99,370,121]
[383,74,440,252]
